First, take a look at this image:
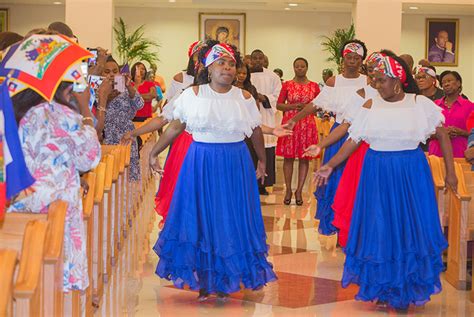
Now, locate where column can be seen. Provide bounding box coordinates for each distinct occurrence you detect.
[65,0,114,50]
[353,0,402,53]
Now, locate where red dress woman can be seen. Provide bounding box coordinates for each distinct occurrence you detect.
[276,58,319,205]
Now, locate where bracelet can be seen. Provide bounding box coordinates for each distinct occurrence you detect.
[82,117,94,125]
[97,106,107,112]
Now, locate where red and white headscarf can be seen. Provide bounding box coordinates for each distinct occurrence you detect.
[416,66,436,78]
[366,52,386,65]
[374,56,407,85]
[204,43,236,67]
[342,42,365,58]
[188,40,205,58]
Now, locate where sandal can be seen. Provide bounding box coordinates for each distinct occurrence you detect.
[283,191,292,205]
[197,289,210,302]
[295,191,304,206]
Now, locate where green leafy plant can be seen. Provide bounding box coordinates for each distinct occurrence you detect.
[113,17,160,67]
[321,23,355,73]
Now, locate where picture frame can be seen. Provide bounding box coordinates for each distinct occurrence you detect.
[0,9,8,32]
[425,18,459,67]
[199,13,246,54]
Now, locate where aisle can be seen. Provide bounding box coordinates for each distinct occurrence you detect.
[98,159,474,316]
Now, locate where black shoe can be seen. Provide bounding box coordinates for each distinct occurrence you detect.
[197,289,209,302]
[295,191,303,206]
[283,192,292,205]
[216,292,229,303]
[259,187,269,196]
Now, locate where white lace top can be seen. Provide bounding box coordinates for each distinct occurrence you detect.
[172,84,262,143]
[349,94,444,151]
[311,74,367,124]
[162,72,195,121]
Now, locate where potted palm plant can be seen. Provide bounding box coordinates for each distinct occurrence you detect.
[321,24,355,73]
[113,17,160,68]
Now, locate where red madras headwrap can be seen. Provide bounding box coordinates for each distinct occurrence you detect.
[366,52,386,65]
[188,40,205,58]
[342,42,365,58]
[416,66,437,78]
[204,43,236,67]
[374,56,407,86]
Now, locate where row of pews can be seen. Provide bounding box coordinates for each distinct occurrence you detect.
[0,123,158,316]
[427,155,474,301]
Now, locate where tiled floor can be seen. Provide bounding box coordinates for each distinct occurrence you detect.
[98,159,474,316]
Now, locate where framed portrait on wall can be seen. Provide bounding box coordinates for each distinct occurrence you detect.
[426,18,459,66]
[199,13,246,53]
[0,9,8,32]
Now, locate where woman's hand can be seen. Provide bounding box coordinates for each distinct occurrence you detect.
[121,131,133,145]
[445,171,458,194]
[149,155,164,177]
[447,126,467,137]
[272,124,293,137]
[98,79,114,104]
[303,144,322,157]
[313,165,333,188]
[71,86,91,115]
[465,147,474,163]
[256,160,267,185]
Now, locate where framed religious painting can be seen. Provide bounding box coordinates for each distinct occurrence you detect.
[426,18,459,66]
[0,9,8,32]
[199,13,246,54]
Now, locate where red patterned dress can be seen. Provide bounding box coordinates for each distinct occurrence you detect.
[276,80,320,159]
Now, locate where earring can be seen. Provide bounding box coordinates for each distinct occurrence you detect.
[394,84,401,94]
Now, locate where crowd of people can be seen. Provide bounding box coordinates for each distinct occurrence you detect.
[1,19,474,313]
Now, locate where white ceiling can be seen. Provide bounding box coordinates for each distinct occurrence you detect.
[0,0,472,15]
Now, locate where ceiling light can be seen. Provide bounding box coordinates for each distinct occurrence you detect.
[53,1,62,4]
[409,6,418,10]
[285,7,291,11]
[288,3,298,6]
[169,0,176,3]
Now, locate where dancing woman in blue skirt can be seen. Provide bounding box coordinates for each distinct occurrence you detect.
[314,53,457,310]
[148,41,277,302]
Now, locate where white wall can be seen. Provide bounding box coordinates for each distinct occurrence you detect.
[3,4,64,36]
[401,14,474,97]
[2,4,473,97]
[115,7,352,86]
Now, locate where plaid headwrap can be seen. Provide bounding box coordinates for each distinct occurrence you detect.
[204,43,236,67]
[416,66,436,78]
[188,40,205,58]
[374,56,407,85]
[342,42,364,58]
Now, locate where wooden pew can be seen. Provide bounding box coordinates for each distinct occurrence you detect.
[1,202,67,317]
[0,218,48,317]
[427,155,448,228]
[445,162,473,290]
[100,153,115,285]
[0,249,17,316]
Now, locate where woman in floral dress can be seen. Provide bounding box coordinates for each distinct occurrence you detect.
[9,83,101,291]
[276,57,320,205]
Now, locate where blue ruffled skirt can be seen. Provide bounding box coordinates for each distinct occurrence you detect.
[154,141,277,294]
[342,148,447,309]
[314,122,348,235]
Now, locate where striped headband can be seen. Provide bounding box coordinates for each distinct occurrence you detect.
[374,56,407,85]
[188,40,205,58]
[416,66,436,78]
[342,42,364,58]
[204,43,236,67]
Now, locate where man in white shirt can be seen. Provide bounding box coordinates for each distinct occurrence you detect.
[250,49,282,195]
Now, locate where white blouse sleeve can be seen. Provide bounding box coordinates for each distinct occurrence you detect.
[341,92,367,124]
[347,107,370,143]
[415,95,445,140]
[311,85,334,111]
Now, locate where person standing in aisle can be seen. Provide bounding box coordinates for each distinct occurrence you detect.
[250,49,282,195]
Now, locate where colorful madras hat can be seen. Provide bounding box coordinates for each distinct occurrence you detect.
[416,66,436,78]
[204,43,236,67]
[188,40,205,58]
[374,56,407,85]
[342,42,365,58]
